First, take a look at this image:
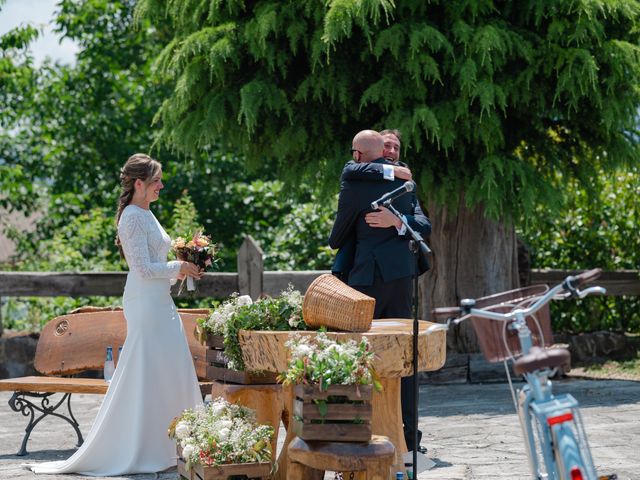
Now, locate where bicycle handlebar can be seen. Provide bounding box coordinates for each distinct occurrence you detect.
[427,269,606,334]
[564,268,602,292]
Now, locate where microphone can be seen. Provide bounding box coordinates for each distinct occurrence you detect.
[370,181,414,210]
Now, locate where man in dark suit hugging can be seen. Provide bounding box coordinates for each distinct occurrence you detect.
[328,129,431,454]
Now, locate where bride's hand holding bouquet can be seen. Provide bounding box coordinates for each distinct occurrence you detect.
[172,231,218,293]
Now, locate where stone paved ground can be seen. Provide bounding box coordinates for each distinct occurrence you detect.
[1,377,638,480]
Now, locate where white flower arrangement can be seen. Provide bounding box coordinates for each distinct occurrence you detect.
[168,397,274,470]
[278,331,381,391]
[199,293,253,337]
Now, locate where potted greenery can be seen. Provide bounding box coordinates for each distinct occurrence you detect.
[169,397,274,479]
[278,331,382,442]
[197,286,307,384]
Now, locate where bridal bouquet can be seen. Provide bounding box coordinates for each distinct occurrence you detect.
[172,231,217,292]
[168,397,273,470]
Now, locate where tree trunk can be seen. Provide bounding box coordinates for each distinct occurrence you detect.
[419,198,519,354]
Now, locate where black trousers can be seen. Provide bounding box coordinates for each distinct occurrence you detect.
[354,271,423,451]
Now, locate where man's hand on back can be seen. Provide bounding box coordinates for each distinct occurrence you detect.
[394,166,412,181]
[365,206,402,229]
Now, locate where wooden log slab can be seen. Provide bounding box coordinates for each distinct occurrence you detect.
[239,319,447,377]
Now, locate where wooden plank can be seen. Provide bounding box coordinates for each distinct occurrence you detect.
[177,457,193,480]
[205,365,278,385]
[206,349,230,365]
[0,376,109,394]
[0,271,238,298]
[195,462,272,480]
[177,448,272,480]
[1,269,637,298]
[294,384,372,402]
[237,236,263,301]
[529,269,640,296]
[292,420,372,442]
[293,399,372,422]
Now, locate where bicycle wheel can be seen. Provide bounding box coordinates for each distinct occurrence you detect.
[551,421,596,480]
[519,390,555,479]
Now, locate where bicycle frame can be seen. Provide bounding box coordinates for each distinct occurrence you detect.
[431,272,606,480]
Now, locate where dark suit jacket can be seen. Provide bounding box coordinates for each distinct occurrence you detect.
[329,158,431,287]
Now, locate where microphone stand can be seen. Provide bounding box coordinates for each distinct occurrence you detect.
[384,200,431,480]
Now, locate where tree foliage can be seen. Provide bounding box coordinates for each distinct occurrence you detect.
[519,166,640,333]
[139,0,640,218]
[0,0,334,274]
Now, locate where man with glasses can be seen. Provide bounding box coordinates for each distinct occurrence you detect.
[332,129,420,282]
[328,129,431,455]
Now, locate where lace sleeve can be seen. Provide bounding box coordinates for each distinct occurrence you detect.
[118,211,182,279]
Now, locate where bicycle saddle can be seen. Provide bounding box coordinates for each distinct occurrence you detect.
[513,346,571,375]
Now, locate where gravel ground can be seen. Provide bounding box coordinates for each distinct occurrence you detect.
[1,377,638,479]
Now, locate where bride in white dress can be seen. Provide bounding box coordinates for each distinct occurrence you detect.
[27,153,204,475]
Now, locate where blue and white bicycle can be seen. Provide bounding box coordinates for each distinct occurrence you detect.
[429,269,617,480]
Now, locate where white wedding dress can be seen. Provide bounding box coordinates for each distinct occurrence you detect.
[27,204,203,475]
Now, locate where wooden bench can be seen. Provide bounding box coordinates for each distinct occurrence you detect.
[0,307,212,456]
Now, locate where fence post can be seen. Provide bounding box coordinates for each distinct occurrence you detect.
[0,295,3,337]
[237,236,264,300]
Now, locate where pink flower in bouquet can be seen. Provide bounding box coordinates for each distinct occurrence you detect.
[172,231,218,292]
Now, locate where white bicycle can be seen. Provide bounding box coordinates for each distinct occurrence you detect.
[429,269,617,480]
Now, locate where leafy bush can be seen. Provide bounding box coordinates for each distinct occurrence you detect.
[518,168,640,333]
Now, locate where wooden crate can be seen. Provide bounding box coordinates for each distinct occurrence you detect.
[292,384,372,442]
[205,335,278,385]
[177,448,271,480]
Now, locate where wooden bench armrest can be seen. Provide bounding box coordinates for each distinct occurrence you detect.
[0,376,109,394]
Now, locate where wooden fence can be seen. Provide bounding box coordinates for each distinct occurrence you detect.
[1,236,639,334]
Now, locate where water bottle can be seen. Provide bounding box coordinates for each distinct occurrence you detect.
[104,346,115,382]
[117,345,123,365]
[395,472,404,480]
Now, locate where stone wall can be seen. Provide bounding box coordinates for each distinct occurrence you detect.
[420,330,640,384]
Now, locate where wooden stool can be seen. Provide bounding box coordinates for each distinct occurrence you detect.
[287,435,395,480]
[211,381,284,456]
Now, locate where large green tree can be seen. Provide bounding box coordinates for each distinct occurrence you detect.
[0,0,331,274]
[139,0,640,351]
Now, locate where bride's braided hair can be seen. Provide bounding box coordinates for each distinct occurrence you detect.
[115,153,162,258]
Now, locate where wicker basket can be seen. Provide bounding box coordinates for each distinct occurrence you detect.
[432,285,553,363]
[302,274,375,332]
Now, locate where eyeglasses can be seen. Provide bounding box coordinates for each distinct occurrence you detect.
[350,148,362,155]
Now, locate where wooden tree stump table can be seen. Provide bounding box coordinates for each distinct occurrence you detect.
[287,435,395,480]
[238,319,447,478]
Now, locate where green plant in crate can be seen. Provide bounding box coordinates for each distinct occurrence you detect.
[198,286,308,371]
[279,331,381,390]
[279,331,382,422]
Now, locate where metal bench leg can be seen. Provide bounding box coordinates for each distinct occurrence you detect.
[9,391,84,456]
